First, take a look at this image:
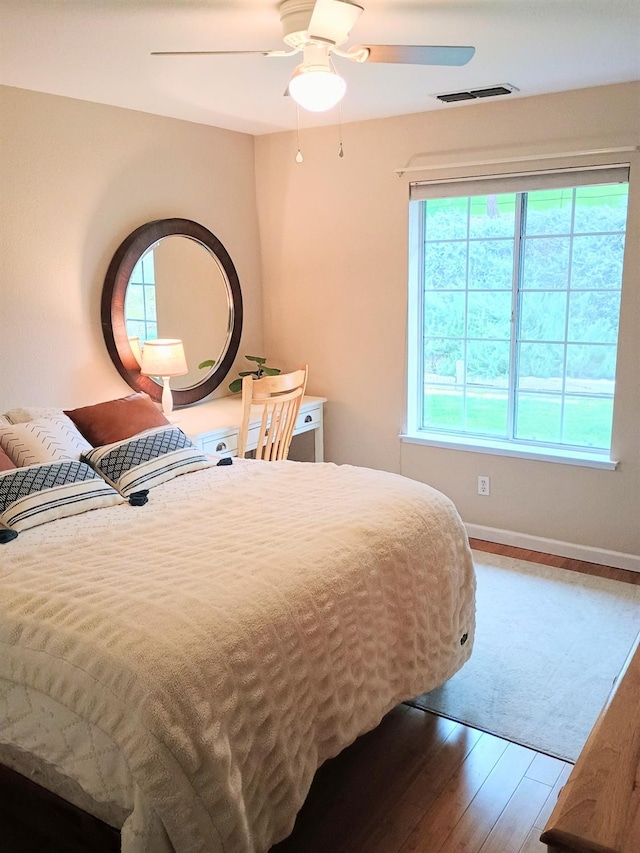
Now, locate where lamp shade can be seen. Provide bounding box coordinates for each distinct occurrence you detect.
[140,339,188,378]
[289,65,346,112]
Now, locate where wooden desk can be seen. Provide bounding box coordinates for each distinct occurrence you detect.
[541,634,640,853]
[174,394,326,462]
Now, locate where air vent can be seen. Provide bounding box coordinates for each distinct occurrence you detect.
[434,84,519,103]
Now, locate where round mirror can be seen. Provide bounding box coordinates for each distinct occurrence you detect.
[102,219,243,406]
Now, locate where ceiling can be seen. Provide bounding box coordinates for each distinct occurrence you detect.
[1,0,639,136]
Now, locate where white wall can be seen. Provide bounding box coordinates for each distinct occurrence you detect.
[0,85,263,410]
[255,83,640,560]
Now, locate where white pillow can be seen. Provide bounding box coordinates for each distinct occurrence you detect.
[0,417,92,467]
[3,406,66,424]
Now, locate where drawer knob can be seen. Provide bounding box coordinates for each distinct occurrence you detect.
[216,442,227,452]
[304,414,312,423]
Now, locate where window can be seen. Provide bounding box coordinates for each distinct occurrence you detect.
[406,167,629,463]
[125,249,158,343]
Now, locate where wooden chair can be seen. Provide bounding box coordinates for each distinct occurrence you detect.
[237,366,308,461]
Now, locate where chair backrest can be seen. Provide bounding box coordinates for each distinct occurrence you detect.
[237,366,308,461]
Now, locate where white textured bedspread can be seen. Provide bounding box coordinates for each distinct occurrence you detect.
[0,459,475,853]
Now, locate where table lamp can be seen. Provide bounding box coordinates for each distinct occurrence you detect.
[140,338,188,415]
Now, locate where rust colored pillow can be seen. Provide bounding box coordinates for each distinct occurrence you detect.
[65,393,169,447]
[0,446,16,472]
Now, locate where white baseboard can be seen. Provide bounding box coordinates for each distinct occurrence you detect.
[465,523,640,573]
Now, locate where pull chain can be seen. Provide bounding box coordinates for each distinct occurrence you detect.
[338,99,344,158]
[295,104,304,163]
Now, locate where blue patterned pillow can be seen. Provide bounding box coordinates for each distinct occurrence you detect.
[82,425,211,498]
[0,460,124,533]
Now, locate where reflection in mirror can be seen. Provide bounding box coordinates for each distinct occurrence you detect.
[102,219,243,407]
[124,235,232,390]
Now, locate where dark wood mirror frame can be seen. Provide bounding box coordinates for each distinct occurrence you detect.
[101,218,243,407]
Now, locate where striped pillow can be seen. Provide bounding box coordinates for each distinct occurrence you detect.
[82,425,211,498]
[0,461,124,533]
[0,417,92,466]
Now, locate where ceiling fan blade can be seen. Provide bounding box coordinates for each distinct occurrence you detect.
[309,0,364,45]
[358,44,475,66]
[151,50,273,57]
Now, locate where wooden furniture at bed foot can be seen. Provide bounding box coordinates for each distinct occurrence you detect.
[540,633,640,853]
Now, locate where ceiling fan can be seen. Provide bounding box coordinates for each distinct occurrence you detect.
[152,0,475,112]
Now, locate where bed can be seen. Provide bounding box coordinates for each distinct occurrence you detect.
[0,410,475,853]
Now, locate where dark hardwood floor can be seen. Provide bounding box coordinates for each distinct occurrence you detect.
[270,704,569,853]
[469,537,640,586]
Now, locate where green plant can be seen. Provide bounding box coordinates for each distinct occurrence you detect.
[198,354,281,394]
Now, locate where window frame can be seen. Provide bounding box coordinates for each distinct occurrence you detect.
[404,165,629,470]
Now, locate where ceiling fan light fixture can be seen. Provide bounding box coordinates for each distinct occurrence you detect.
[289,63,346,112]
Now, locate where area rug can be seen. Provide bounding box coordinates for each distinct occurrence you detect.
[408,550,640,761]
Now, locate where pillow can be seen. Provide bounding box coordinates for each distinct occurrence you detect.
[0,461,124,534]
[65,393,169,446]
[3,406,66,424]
[0,447,16,472]
[82,425,211,498]
[0,417,92,467]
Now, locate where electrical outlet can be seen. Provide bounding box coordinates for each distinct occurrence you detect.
[477,475,490,496]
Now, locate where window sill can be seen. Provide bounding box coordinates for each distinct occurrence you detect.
[399,432,618,470]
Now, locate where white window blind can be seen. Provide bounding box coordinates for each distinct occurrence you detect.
[409,165,629,201]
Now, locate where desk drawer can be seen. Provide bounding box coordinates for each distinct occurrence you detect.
[198,430,238,456]
[295,405,322,432]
